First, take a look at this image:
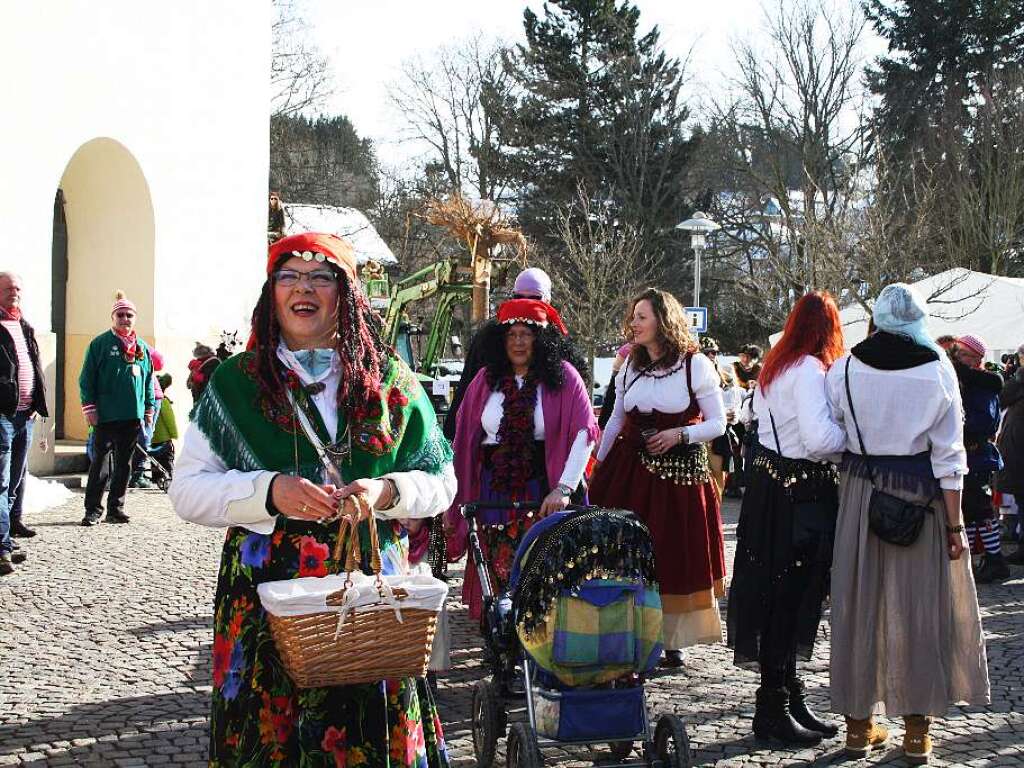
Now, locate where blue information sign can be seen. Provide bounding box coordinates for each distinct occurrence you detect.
[685,306,708,333]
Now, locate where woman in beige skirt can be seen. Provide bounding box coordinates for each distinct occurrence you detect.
[825,284,990,765]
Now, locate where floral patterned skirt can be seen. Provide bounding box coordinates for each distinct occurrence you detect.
[208,518,450,768]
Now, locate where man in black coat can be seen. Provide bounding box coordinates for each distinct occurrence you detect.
[0,272,49,574]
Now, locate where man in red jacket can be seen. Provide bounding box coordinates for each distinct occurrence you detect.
[0,272,49,574]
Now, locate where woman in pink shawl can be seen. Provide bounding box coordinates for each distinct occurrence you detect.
[444,298,600,620]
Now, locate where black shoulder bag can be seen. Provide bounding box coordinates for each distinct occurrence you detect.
[766,409,837,558]
[844,357,934,547]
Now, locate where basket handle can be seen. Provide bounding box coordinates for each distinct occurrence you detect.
[331,493,382,582]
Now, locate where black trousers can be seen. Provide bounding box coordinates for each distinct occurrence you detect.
[84,419,140,517]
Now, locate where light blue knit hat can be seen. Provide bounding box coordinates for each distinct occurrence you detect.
[872,283,942,353]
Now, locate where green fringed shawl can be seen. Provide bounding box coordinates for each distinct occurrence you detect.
[193,351,452,483]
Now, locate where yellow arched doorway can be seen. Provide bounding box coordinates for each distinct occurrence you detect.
[52,138,155,440]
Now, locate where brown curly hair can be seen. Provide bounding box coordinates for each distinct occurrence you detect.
[624,288,698,370]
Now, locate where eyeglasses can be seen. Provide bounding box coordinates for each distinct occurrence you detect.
[506,330,536,343]
[273,269,338,288]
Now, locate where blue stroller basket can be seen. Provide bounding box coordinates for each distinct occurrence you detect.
[462,502,691,768]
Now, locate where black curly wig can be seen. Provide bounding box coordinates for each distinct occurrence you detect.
[480,322,587,390]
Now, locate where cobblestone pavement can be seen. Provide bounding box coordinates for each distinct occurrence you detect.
[1,490,1022,766]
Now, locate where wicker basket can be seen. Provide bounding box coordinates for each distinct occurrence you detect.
[262,495,443,688]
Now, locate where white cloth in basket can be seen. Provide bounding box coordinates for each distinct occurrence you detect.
[258,573,448,617]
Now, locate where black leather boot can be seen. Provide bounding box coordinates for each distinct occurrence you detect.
[752,687,823,746]
[787,678,839,737]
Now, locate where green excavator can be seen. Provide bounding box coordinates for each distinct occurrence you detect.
[362,258,475,417]
[362,193,527,417]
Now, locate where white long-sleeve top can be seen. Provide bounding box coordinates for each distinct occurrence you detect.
[480,379,594,490]
[825,353,967,490]
[169,346,457,534]
[597,353,726,461]
[721,382,744,422]
[755,355,846,461]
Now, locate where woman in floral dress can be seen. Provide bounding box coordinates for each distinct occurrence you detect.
[444,298,599,621]
[169,232,456,768]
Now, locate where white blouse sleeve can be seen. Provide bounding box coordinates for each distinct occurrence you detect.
[378,464,457,520]
[794,357,847,459]
[168,424,279,534]
[558,429,595,490]
[930,361,968,490]
[686,354,726,444]
[596,366,628,461]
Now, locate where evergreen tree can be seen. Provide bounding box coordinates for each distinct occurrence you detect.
[486,0,701,276]
[865,0,1024,159]
[270,114,379,210]
[866,1,1024,273]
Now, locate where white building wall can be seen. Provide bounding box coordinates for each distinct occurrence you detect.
[0,1,271,470]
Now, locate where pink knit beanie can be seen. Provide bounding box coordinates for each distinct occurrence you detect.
[111,290,137,316]
[957,334,988,358]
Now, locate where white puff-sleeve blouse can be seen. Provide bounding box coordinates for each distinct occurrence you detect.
[597,353,726,461]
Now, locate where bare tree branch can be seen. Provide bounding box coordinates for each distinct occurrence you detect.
[387,34,514,202]
[271,0,333,117]
[537,183,659,383]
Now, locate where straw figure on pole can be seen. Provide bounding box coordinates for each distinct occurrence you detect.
[420,193,527,322]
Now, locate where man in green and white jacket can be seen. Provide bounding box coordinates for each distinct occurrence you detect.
[79,292,155,525]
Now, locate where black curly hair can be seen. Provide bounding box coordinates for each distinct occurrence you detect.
[480,322,586,391]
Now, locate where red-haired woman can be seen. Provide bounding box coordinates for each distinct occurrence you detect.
[590,288,727,668]
[726,291,847,746]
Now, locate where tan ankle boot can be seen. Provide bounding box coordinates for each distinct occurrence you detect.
[844,716,889,757]
[903,715,933,765]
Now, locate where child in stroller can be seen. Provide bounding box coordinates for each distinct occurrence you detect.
[464,501,692,768]
[129,372,176,491]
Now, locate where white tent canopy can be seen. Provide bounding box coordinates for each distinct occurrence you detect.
[283,203,397,266]
[771,268,1024,361]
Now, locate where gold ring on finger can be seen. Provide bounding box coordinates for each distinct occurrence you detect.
[299,503,308,515]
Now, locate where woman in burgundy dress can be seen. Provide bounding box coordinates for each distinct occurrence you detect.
[590,288,727,667]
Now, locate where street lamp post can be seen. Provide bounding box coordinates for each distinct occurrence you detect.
[675,212,720,311]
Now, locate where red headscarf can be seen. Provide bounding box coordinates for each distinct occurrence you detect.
[496,298,568,336]
[266,232,358,282]
[249,232,360,351]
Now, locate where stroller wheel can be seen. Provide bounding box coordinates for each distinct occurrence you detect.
[156,475,170,492]
[472,680,503,768]
[506,722,540,768]
[607,740,633,762]
[654,715,691,768]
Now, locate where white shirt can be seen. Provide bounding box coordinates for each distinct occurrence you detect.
[721,382,744,420]
[169,347,457,533]
[825,353,967,490]
[597,353,726,461]
[755,355,846,461]
[480,378,594,491]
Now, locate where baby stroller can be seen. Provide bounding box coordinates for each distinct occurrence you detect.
[131,441,174,492]
[463,501,691,768]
